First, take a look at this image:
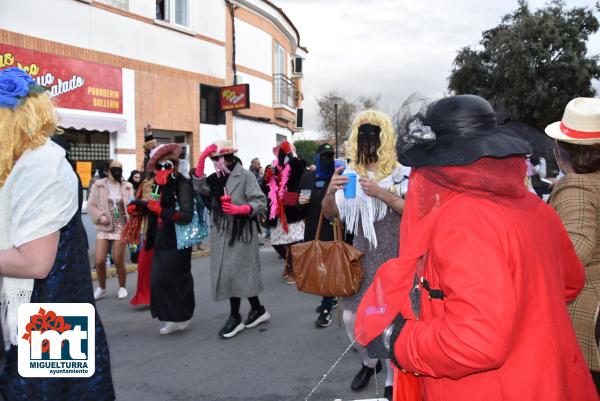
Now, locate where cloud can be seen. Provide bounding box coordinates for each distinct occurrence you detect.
[275,0,600,134]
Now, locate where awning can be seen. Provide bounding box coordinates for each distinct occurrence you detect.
[57,109,127,133]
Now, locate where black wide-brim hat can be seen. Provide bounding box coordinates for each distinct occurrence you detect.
[397,95,531,167]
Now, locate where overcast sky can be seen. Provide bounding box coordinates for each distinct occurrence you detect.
[274,0,600,137]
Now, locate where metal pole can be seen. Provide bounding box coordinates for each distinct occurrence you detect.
[334,104,339,158]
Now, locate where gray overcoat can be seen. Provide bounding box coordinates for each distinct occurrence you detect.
[192,163,267,301]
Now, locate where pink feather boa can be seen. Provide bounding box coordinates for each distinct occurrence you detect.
[267,160,291,220]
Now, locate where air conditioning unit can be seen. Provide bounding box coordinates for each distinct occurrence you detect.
[293,57,303,75]
[295,108,304,129]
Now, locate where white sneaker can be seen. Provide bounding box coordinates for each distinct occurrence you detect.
[159,320,191,335]
[94,287,107,300]
[117,287,128,299]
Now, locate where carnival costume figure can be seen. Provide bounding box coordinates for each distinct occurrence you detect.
[192,140,270,339]
[355,95,598,401]
[322,110,406,398]
[0,67,115,400]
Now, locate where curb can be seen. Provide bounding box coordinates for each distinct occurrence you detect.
[90,249,210,281]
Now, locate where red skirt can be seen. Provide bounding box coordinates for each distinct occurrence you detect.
[130,241,154,305]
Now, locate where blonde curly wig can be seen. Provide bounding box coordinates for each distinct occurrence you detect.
[0,93,57,187]
[347,109,398,181]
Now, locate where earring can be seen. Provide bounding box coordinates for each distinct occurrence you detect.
[171,172,176,179]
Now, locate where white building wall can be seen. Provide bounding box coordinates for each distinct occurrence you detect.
[0,0,226,79]
[194,1,226,42]
[233,118,291,169]
[237,72,272,107]
[235,19,272,75]
[114,68,137,176]
[128,0,154,19]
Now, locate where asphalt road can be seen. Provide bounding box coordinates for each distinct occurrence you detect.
[96,245,387,401]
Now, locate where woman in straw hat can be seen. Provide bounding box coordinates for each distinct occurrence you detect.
[547,97,600,391]
[192,140,269,339]
[0,67,115,400]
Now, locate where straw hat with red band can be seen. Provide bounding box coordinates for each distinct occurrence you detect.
[545,97,600,145]
[146,143,182,172]
[209,139,238,158]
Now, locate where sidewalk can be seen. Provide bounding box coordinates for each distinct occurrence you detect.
[90,249,210,281]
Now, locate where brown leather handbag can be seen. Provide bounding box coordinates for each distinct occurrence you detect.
[291,213,364,297]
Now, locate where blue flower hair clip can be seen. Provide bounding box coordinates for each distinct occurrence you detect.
[0,67,48,110]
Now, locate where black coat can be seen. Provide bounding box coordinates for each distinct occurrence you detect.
[299,171,334,242]
[150,175,194,250]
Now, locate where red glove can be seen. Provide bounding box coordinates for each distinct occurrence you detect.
[147,200,162,215]
[127,204,137,215]
[222,203,252,216]
[280,140,293,155]
[195,144,219,177]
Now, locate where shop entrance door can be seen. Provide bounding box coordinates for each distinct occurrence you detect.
[152,129,190,171]
[58,128,112,198]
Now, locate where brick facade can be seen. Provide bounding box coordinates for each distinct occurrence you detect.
[1,0,305,168]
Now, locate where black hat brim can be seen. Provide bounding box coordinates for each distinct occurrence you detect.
[398,126,532,167]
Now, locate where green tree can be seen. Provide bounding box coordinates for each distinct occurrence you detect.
[293,140,319,165]
[316,93,357,140]
[448,0,600,131]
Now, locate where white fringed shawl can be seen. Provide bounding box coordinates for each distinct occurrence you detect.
[335,167,404,249]
[0,140,77,349]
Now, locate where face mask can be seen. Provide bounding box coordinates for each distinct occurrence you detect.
[211,156,231,178]
[357,124,381,165]
[155,161,174,185]
[316,153,335,179]
[110,167,123,182]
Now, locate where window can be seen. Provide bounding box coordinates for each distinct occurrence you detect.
[275,42,285,75]
[200,84,226,125]
[156,0,189,27]
[274,42,295,107]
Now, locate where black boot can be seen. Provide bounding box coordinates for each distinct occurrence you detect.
[350,360,382,391]
[384,385,393,400]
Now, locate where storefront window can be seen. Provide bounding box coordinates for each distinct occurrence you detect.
[59,129,111,189]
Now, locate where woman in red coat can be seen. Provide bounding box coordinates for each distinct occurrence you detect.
[356,95,598,401]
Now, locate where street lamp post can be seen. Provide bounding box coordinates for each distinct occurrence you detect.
[331,96,342,158]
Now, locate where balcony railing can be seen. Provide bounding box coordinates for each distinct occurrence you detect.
[273,73,295,109]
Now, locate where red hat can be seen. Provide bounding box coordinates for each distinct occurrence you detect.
[146,143,182,172]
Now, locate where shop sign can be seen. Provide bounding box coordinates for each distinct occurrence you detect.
[220,84,250,111]
[0,43,123,114]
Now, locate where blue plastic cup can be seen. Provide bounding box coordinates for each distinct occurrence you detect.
[343,172,357,199]
[334,158,347,173]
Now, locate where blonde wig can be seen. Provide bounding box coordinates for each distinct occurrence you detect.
[0,93,57,187]
[347,109,398,181]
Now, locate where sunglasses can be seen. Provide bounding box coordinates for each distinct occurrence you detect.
[210,156,223,161]
[156,161,174,171]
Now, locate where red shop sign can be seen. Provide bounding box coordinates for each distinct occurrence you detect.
[0,43,123,114]
[220,84,250,111]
